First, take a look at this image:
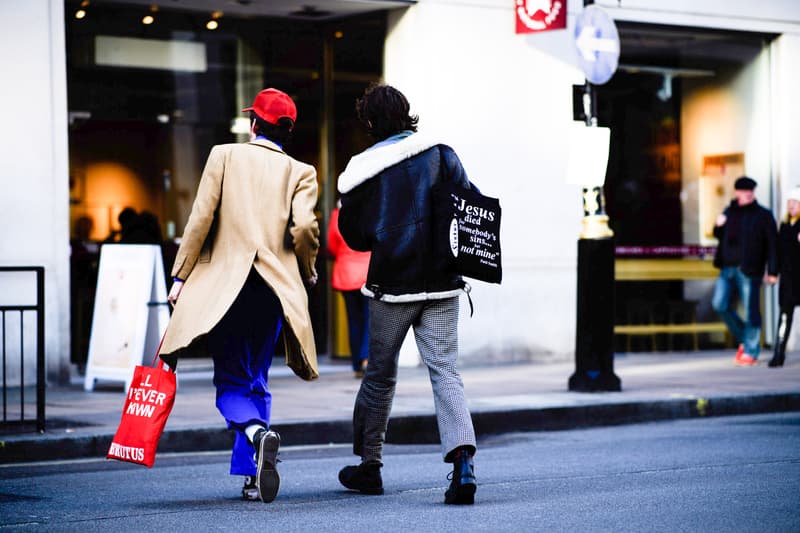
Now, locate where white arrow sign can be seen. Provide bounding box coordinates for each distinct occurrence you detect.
[574,5,620,85]
[576,26,620,62]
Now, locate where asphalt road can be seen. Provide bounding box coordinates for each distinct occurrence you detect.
[2,413,799,532]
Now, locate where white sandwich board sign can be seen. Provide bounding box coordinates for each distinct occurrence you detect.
[84,245,169,391]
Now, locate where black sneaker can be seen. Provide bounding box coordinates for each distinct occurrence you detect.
[338,462,384,495]
[255,429,281,503]
[242,476,258,501]
[444,449,476,505]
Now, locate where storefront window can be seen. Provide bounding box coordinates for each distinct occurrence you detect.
[597,23,773,351]
[65,1,387,364]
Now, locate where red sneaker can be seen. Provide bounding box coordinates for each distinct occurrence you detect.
[734,344,744,362]
[735,354,757,366]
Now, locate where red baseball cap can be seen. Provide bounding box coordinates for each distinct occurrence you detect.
[242,88,297,125]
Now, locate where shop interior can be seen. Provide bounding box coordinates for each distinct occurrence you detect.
[66,0,390,366]
[600,23,774,351]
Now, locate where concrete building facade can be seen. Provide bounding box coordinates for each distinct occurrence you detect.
[2,0,799,384]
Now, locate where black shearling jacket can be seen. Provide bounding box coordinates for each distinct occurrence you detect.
[337,132,470,302]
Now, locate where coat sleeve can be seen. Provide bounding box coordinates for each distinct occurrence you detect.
[290,164,321,280]
[440,145,473,190]
[712,207,729,241]
[171,146,225,280]
[764,212,779,276]
[338,182,373,252]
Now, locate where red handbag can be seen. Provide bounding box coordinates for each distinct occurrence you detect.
[107,336,176,468]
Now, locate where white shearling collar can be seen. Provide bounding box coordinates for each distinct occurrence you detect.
[337,132,443,194]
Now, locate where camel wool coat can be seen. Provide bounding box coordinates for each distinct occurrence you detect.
[160,139,320,380]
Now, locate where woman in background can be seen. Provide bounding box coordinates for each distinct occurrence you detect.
[771,187,800,367]
[328,200,370,377]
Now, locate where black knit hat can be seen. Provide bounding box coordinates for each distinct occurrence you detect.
[734,176,757,190]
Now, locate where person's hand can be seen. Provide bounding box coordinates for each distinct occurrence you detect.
[715,214,727,226]
[765,275,778,285]
[305,274,318,288]
[168,280,184,307]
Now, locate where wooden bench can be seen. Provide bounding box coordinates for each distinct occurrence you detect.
[614,258,726,348]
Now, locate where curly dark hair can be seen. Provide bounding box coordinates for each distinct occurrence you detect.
[250,112,294,147]
[355,83,419,141]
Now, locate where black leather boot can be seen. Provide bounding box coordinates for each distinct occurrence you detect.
[767,349,785,368]
[769,311,790,367]
[339,461,384,495]
[768,353,785,367]
[444,447,476,505]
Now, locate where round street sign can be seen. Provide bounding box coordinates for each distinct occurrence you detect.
[574,5,620,85]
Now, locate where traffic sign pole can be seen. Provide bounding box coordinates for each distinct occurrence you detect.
[569,0,622,392]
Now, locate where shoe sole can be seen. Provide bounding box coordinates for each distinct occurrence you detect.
[256,431,280,503]
[357,486,384,495]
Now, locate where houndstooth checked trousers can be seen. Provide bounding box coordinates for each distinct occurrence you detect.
[353,296,476,463]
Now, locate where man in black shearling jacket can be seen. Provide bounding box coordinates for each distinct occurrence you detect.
[335,84,478,505]
[338,142,469,300]
[711,176,778,366]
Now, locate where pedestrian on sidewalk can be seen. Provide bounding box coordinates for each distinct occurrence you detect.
[327,200,370,377]
[712,176,778,366]
[770,186,800,367]
[335,84,477,505]
[159,88,320,503]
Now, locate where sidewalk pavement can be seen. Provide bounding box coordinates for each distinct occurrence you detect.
[1,351,798,463]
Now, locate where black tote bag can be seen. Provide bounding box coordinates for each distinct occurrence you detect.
[432,180,502,284]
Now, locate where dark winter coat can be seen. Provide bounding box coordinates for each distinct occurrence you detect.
[336,132,470,302]
[713,199,778,278]
[777,219,800,308]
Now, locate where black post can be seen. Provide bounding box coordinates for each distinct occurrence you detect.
[568,73,621,392]
[36,267,45,433]
[570,237,620,391]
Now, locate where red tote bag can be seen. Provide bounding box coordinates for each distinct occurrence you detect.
[107,338,176,468]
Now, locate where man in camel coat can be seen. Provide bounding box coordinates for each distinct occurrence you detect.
[160,88,319,503]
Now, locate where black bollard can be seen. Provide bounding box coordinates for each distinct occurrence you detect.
[569,235,621,391]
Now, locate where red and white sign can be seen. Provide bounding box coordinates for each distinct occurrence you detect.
[515,0,567,34]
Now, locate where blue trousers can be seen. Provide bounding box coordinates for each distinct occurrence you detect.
[342,290,369,371]
[208,270,283,476]
[712,266,762,357]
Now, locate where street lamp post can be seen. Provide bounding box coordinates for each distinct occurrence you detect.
[568,1,621,392]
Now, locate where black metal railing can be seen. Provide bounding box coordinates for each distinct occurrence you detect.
[0,267,45,433]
